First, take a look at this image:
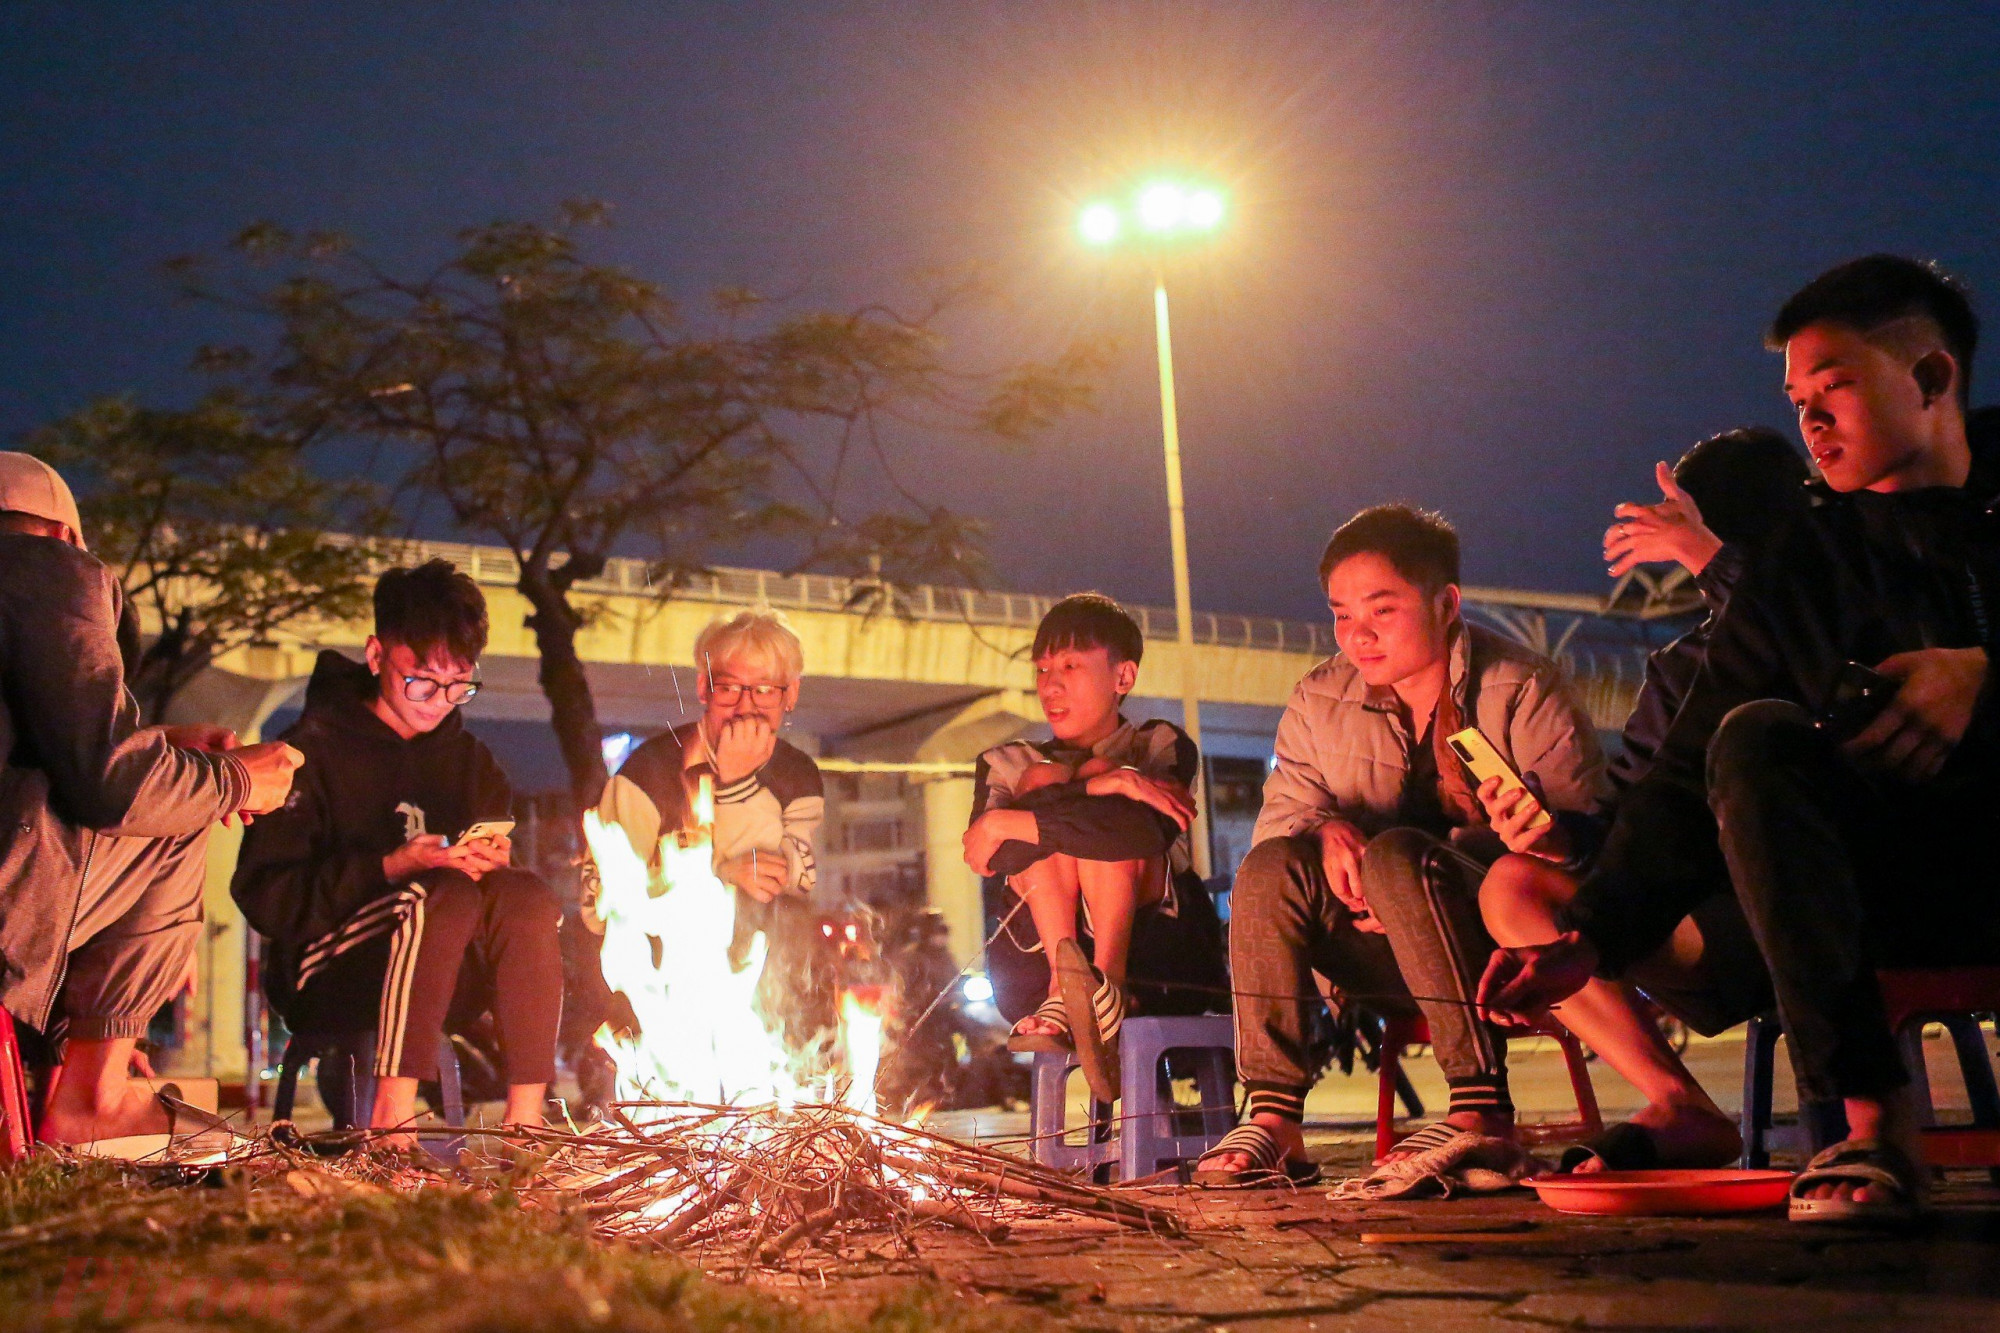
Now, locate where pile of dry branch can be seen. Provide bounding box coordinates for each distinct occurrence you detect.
[106,1097,1185,1275]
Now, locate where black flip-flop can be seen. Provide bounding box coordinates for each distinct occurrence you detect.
[1559,1121,1661,1173]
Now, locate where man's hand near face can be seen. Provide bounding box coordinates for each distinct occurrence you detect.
[719,849,792,903]
[712,715,778,785]
[1314,818,1381,933]
[1845,647,1988,782]
[1603,462,1724,578]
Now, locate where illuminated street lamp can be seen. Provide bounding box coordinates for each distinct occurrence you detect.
[1076,178,1228,875]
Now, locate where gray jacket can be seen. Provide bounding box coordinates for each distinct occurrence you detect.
[0,534,247,1030]
[1253,620,1609,846]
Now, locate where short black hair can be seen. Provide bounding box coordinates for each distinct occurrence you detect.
[1672,427,1812,553]
[1767,255,1978,404]
[1318,504,1460,594]
[1032,592,1144,669]
[374,559,488,665]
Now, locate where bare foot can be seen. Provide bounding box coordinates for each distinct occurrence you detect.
[38,1082,171,1146]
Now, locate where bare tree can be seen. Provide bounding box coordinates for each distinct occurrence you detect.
[190,205,1102,804]
[27,393,380,723]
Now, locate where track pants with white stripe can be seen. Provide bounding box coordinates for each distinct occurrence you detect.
[288,867,563,1083]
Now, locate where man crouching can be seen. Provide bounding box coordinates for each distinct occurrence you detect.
[1197,505,1607,1189]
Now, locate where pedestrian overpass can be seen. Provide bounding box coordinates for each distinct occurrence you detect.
[163,539,1700,1083]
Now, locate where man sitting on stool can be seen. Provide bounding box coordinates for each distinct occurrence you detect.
[234,560,562,1144]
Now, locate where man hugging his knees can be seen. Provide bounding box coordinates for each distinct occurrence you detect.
[1199,505,1607,1189]
[592,609,828,1052]
[234,560,563,1144]
[963,593,1226,1104]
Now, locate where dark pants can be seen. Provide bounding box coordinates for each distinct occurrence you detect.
[1709,700,2000,1105]
[290,868,564,1084]
[1230,830,1507,1123]
[986,868,1227,1025]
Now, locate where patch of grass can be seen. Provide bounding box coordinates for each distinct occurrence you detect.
[0,1158,1054,1332]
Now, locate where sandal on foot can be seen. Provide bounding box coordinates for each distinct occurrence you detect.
[1789,1138,1927,1226]
[1559,1121,1662,1173]
[1333,1122,1533,1201]
[1192,1122,1322,1187]
[1054,938,1124,1103]
[1006,996,1073,1053]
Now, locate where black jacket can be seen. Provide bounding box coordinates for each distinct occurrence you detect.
[231,650,510,1011]
[1606,544,1748,793]
[1570,431,2000,973]
[0,535,247,1029]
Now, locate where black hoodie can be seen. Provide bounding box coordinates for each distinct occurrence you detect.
[1568,423,2000,974]
[231,650,510,1012]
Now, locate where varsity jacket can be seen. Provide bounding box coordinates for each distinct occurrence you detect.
[231,651,512,1017]
[594,722,824,893]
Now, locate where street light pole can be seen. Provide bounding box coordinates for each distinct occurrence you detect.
[1150,276,1211,877]
[1077,179,1228,878]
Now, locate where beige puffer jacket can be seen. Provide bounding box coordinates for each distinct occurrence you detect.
[1252,621,1609,846]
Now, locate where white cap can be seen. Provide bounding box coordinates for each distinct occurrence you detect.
[0,453,83,543]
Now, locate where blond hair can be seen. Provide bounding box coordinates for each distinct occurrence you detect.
[694,607,804,685]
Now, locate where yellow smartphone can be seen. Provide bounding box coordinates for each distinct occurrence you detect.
[1445,728,1552,831]
[454,819,515,845]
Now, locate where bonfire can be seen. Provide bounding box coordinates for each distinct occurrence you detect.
[72,779,1181,1273]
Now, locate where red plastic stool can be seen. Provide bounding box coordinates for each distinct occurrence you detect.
[1,1006,35,1163]
[1375,1012,1602,1160]
[1876,967,2000,1171]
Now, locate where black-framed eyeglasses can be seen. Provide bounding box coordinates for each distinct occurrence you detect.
[402,674,480,705]
[707,681,786,706]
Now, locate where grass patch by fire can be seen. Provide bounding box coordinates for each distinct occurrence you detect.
[0,1156,1055,1332]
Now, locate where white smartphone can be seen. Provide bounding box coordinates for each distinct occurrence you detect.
[1445,728,1552,832]
[454,819,515,846]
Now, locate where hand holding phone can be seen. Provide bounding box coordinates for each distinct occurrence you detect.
[452,819,516,846]
[1814,661,1896,741]
[1447,728,1553,833]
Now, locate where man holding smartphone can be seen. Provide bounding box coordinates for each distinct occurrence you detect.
[1197,505,1607,1189]
[234,560,562,1143]
[1482,257,2000,1225]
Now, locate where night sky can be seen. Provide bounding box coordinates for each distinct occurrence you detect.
[5,3,1998,624]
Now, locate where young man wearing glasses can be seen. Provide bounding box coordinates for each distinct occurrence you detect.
[234,559,562,1144]
[591,609,827,1049]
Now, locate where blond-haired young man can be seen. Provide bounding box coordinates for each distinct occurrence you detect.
[590,609,827,1043]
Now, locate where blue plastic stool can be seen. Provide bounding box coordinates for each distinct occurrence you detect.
[1029,1014,1237,1181]
[272,1028,466,1162]
[1740,1008,2000,1169]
